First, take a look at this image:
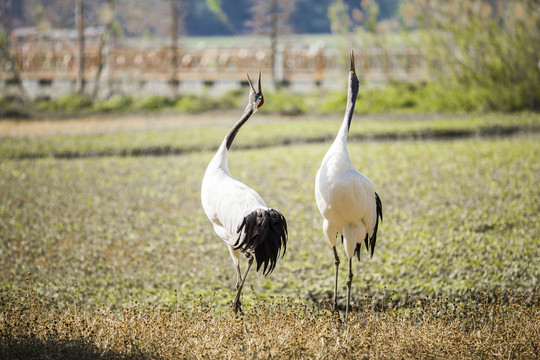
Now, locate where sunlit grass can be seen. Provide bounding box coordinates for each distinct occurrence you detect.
[1,136,538,311]
[0,112,538,159]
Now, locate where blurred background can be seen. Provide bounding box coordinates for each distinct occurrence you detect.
[0,0,539,113]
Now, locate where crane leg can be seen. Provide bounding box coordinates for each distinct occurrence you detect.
[345,258,353,319]
[332,245,340,312]
[235,264,242,291]
[233,253,254,314]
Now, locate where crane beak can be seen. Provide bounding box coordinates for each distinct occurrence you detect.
[257,70,264,108]
[349,50,356,74]
[247,72,256,93]
[246,71,264,109]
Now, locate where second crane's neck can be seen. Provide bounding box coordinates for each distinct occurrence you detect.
[335,76,358,144]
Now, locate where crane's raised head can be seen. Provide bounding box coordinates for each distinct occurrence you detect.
[247,71,264,112]
[349,50,360,95]
[223,71,264,150]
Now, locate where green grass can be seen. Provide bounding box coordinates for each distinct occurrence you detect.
[0,131,538,312]
[1,112,538,159]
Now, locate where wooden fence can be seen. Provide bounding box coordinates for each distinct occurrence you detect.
[2,44,422,84]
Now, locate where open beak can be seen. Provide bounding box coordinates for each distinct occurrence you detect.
[247,71,264,108]
[247,72,256,93]
[246,71,262,93]
[350,50,356,74]
[257,70,264,108]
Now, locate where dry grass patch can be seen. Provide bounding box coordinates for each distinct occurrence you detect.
[2,281,539,359]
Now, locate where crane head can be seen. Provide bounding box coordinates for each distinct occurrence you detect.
[247,70,264,111]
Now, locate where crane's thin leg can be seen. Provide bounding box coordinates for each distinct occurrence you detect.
[233,253,254,314]
[345,258,353,319]
[235,264,242,291]
[332,245,340,312]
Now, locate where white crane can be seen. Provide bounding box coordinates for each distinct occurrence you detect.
[201,72,288,314]
[315,51,383,317]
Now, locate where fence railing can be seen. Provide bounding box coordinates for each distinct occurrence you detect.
[2,45,422,84]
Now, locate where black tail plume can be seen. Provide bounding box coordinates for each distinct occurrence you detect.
[369,192,383,258]
[234,208,288,275]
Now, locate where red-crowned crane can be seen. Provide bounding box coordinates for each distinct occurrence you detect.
[314,51,383,318]
[201,72,288,314]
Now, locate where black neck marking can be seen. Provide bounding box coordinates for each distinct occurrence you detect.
[225,107,254,150]
[343,71,359,134]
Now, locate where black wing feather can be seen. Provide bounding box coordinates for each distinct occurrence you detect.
[368,192,383,258]
[235,208,288,275]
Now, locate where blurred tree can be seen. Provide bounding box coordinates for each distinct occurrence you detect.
[171,0,179,85]
[0,0,27,99]
[246,0,295,88]
[169,0,189,88]
[360,0,379,33]
[328,0,350,35]
[75,0,84,94]
[329,0,395,34]
[116,0,170,38]
[402,0,540,111]
[206,0,236,33]
[92,0,118,98]
[0,0,13,59]
[10,0,402,36]
[289,0,332,33]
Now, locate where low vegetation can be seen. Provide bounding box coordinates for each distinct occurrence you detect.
[1,113,539,358]
[2,282,539,359]
[21,89,245,117]
[3,73,539,120]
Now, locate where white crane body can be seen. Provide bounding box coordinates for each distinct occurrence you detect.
[202,141,269,254]
[315,133,379,259]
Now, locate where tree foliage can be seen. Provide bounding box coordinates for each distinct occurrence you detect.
[11,0,401,36]
[245,0,295,36]
[402,0,540,111]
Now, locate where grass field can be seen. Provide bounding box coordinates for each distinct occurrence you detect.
[1,113,539,358]
[1,112,538,159]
